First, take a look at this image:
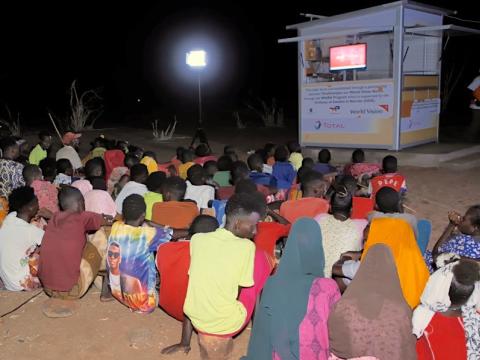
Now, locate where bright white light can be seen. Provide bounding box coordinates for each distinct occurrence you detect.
[186,50,207,68]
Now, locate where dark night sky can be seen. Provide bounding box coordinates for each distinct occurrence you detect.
[0,1,478,127]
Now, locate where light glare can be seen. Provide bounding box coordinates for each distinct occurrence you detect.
[186,50,207,68]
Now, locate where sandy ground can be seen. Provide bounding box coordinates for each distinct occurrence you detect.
[1,126,480,360]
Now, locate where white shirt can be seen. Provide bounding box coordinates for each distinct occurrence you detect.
[467,75,480,110]
[115,181,148,214]
[109,272,121,297]
[0,212,44,291]
[185,181,215,210]
[56,146,83,170]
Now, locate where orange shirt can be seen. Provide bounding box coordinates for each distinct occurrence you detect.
[151,201,199,229]
[279,197,329,224]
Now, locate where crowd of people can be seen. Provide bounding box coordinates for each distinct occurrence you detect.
[0,131,479,360]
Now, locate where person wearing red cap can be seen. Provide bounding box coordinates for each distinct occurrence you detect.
[56,132,82,171]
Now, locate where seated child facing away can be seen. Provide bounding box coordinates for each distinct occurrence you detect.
[344,149,381,179]
[140,151,159,174]
[368,155,407,197]
[38,187,111,308]
[287,141,303,171]
[184,165,215,210]
[23,164,59,214]
[272,145,296,198]
[0,187,45,291]
[203,160,219,188]
[106,194,172,313]
[247,153,277,188]
[314,149,337,175]
[54,159,73,186]
[143,171,165,221]
[115,164,149,215]
[178,149,195,180]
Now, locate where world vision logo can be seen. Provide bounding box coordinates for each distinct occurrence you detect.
[378,104,389,112]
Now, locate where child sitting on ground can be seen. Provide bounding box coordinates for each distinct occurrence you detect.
[39,158,57,183]
[184,165,215,210]
[23,164,59,214]
[106,194,173,313]
[141,151,159,174]
[287,141,303,171]
[344,149,381,179]
[178,149,195,180]
[314,149,337,175]
[248,153,277,188]
[368,155,407,197]
[272,145,296,200]
[213,155,233,187]
[0,187,45,291]
[115,164,149,215]
[143,171,165,221]
[203,160,219,188]
[54,159,73,186]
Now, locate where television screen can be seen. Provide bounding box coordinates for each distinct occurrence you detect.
[329,43,367,71]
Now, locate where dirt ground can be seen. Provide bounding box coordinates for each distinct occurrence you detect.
[1,126,479,360]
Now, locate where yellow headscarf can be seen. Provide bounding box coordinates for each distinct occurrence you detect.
[362,217,429,308]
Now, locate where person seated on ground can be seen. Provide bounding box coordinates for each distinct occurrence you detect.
[39,158,57,183]
[178,149,195,180]
[314,148,337,175]
[333,217,429,308]
[213,155,233,187]
[301,157,314,170]
[287,140,303,171]
[104,148,126,188]
[71,179,93,197]
[328,244,416,360]
[108,152,138,195]
[152,176,199,229]
[280,171,329,223]
[368,186,418,238]
[143,171,165,221]
[24,164,59,214]
[56,132,83,172]
[171,146,185,170]
[413,259,480,360]
[156,215,219,323]
[106,194,173,313]
[29,131,52,165]
[83,136,107,164]
[203,160,219,188]
[164,193,272,356]
[53,159,73,186]
[194,143,216,165]
[248,153,277,188]
[316,187,366,278]
[84,157,106,182]
[0,187,46,291]
[244,218,340,360]
[216,161,251,200]
[115,164,148,215]
[38,187,112,311]
[368,155,406,197]
[140,150,158,174]
[223,145,239,162]
[264,142,276,168]
[84,177,117,218]
[185,165,214,210]
[0,137,25,199]
[112,174,130,201]
[129,145,144,160]
[288,166,313,200]
[424,205,480,273]
[272,145,296,199]
[344,149,381,179]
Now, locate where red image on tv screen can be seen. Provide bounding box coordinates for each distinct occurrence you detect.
[329,43,367,71]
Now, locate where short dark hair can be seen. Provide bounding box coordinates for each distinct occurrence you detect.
[339,175,357,195]
[187,164,206,186]
[56,159,73,174]
[235,179,257,194]
[203,160,218,177]
[58,186,83,211]
[195,143,210,157]
[375,187,400,213]
[181,149,194,163]
[330,188,353,214]
[297,167,314,186]
[225,192,266,223]
[176,146,186,159]
[0,137,18,153]
[247,153,263,171]
[318,149,331,163]
[124,153,140,168]
[39,158,57,180]
[8,186,36,213]
[162,176,187,200]
[449,259,480,306]
[301,171,324,193]
[189,215,219,236]
[217,155,233,171]
[85,158,106,179]
[130,164,148,183]
[39,131,51,141]
[143,151,157,161]
[22,164,42,185]
[224,145,236,155]
[274,145,289,162]
[302,157,315,169]
[146,171,166,192]
[123,194,146,222]
[287,141,301,154]
[231,161,249,184]
[90,176,107,190]
[352,149,365,163]
[382,155,398,173]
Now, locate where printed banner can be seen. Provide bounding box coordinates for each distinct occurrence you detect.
[401,98,440,133]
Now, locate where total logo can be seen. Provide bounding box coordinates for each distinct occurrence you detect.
[314,121,345,130]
